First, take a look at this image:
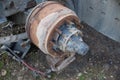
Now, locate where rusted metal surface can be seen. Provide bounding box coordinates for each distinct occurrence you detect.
[26,1,80,56]
[46,53,76,71]
[25,1,88,72]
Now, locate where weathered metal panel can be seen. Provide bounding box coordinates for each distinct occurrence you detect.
[0,0,36,17]
[65,0,120,42]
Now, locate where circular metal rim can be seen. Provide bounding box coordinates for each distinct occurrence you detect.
[25,1,60,40]
[46,15,81,57]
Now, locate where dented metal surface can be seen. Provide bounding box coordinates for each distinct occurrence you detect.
[26,1,89,71]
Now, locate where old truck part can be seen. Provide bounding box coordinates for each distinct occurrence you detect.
[26,1,89,71]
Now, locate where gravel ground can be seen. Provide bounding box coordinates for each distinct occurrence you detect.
[0,22,120,80]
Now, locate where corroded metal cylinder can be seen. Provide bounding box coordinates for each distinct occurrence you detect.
[25,1,81,57]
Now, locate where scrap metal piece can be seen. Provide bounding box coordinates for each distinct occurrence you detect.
[1,39,30,60]
[25,1,89,72]
[0,32,28,44]
[46,53,76,71]
[0,0,36,17]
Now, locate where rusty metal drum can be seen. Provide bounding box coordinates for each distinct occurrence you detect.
[25,1,81,57]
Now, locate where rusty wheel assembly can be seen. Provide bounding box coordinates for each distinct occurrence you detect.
[25,1,89,72]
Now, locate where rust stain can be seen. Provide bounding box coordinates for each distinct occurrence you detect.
[25,1,81,57]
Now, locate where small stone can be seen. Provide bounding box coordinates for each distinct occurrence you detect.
[103,76,107,79]
[18,76,23,80]
[76,77,79,80]
[78,73,82,77]
[76,73,82,79]
[110,75,114,78]
[84,71,87,74]
[89,63,93,66]
[21,67,25,71]
[1,69,7,76]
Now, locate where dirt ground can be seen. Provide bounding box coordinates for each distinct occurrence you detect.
[0,22,120,80]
